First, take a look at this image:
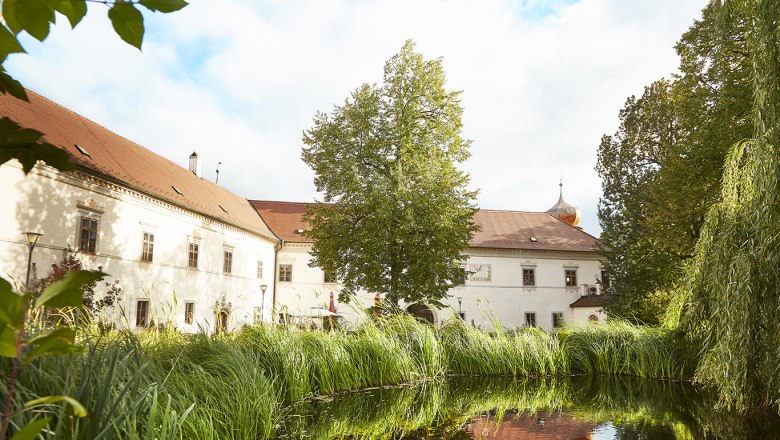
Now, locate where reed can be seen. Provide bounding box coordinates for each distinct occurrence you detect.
[2,313,697,439]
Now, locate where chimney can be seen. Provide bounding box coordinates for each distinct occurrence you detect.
[189,151,201,177]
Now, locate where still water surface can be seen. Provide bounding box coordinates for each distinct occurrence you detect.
[275,376,780,439]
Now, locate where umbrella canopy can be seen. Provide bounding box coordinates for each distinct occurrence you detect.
[329,291,336,313]
[299,306,339,318]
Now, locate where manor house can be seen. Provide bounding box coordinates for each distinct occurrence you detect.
[0,91,607,331]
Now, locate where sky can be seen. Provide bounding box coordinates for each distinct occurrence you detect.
[7,0,708,235]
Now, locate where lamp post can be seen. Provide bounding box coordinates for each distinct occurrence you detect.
[456,296,463,319]
[24,232,42,292]
[260,284,268,322]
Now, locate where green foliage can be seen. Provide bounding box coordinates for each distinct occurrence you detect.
[0,270,102,440]
[596,3,752,324]
[675,0,780,411]
[2,307,702,438]
[302,40,479,306]
[0,0,187,174]
[0,118,73,174]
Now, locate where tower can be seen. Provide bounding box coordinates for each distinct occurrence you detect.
[546,178,581,227]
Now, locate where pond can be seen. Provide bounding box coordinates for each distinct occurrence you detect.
[274,376,780,439]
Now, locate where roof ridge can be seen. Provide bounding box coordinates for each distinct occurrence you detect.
[26,88,220,189]
[478,208,548,214]
[250,199,317,205]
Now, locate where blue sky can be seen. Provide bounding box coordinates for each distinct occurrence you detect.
[7,0,708,234]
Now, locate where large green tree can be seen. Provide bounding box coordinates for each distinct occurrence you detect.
[675,0,780,411]
[301,40,479,306]
[596,2,752,324]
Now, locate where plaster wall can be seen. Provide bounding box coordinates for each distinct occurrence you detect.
[274,243,607,331]
[0,161,277,332]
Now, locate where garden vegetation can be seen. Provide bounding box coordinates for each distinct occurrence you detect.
[1,313,696,439]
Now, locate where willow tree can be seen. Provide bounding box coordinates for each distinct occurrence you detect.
[675,0,780,411]
[597,2,752,324]
[301,41,478,306]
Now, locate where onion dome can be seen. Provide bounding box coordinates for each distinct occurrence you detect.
[546,179,581,227]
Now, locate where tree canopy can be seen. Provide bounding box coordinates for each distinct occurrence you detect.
[301,40,479,306]
[674,0,780,411]
[595,2,752,324]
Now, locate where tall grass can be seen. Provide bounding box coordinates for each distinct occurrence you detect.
[2,314,698,439]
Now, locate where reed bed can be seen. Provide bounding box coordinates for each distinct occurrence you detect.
[2,315,696,439]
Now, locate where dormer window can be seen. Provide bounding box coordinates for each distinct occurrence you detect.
[75,144,91,158]
[529,237,538,243]
[219,204,228,214]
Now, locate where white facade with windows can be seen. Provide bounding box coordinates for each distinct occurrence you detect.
[268,242,607,330]
[1,91,607,332]
[0,161,277,332]
[253,201,609,331]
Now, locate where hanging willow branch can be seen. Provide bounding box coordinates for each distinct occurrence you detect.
[675,0,780,412]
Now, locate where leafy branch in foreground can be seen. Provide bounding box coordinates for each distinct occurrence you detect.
[0,0,188,174]
[0,270,104,440]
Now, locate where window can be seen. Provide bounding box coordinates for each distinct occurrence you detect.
[188,243,199,268]
[257,260,263,279]
[253,307,262,324]
[278,264,292,282]
[223,251,233,274]
[522,268,535,286]
[601,270,611,290]
[184,302,194,325]
[524,312,536,328]
[552,312,564,328]
[141,232,154,262]
[589,314,600,322]
[78,216,99,254]
[324,268,338,284]
[565,269,578,287]
[136,300,149,327]
[456,267,467,285]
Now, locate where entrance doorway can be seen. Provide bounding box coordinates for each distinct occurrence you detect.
[406,303,435,324]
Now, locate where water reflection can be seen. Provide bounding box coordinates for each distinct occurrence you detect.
[275,376,780,439]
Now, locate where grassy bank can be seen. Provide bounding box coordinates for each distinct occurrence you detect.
[1,315,697,439]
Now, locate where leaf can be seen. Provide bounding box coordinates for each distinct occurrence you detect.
[34,270,105,309]
[139,0,188,13]
[25,395,87,417]
[108,2,144,50]
[46,0,87,28]
[12,0,55,42]
[10,417,50,440]
[24,326,79,362]
[0,277,25,325]
[2,0,23,35]
[0,325,17,357]
[0,70,29,101]
[0,24,26,58]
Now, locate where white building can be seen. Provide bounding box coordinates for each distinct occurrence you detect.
[1,91,607,332]
[0,91,278,332]
[252,201,608,330]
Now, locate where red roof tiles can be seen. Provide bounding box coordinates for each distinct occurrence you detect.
[1,91,277,241]
[569,295,609,308]
[251,201,602,252]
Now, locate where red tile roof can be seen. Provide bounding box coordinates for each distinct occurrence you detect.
[472,209,601,252]
[250,200,314,242]
[251,201,602,252]
[1,91,277,241]
[569,295,609,308]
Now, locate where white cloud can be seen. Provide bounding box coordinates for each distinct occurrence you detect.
[6,0,707,234]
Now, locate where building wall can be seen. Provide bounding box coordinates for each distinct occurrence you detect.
[274,243,606,331]
[0,161,277,332]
